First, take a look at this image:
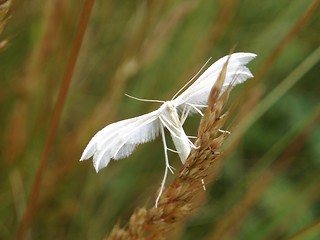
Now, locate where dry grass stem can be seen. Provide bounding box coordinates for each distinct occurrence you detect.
[255,0,320,82]
[16,1,95,239]
[0,0,11,50]
[107,55,234,240]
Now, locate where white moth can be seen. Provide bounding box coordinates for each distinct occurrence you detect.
[80,52,256,206]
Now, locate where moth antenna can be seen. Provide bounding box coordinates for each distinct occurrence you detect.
[125,93,165,103]
[171,57,212,100]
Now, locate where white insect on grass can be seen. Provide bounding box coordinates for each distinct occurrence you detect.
[80,52,256,207]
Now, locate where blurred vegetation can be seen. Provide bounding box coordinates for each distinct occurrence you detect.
[0,0,319,239]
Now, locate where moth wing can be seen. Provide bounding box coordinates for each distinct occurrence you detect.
[80,110,160,172]
[173,52,256,113]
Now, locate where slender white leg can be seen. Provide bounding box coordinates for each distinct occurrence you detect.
[160,114,197,153]
[180,105,190,124]
[187,138,199,149]
[218,129,231,134]
[156,125,173,208]
[167,148,179,153]
[187,136,197,139]
[159,114,181,132]
[181,103,207,124]
[159,115,183,140]
[187,103,207,116]
[201,178,206,191]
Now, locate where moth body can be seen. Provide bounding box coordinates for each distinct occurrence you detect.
[158,101,191,163]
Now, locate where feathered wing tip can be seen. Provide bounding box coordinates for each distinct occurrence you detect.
[231,52,257,64]
[80,137,97,161]
[203,52,257,80]
[80,131,110,173]
[173,52,257,113]
[223,53,256,83]
[218,53,256,101]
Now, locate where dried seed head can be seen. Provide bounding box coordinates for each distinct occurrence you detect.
[106,52,238,240]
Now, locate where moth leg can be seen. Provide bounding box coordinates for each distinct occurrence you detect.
[186,103,207,116]
[160,115,198,151]
[167,148,179,153]
[160,115,192,144]
[159,115,182,140]
[159,114,181,132]
[180,105,191,124]
[156,125,174,208]
[201,178,206,191]
[194,104,208,108]
[218,129,231,134]
[181,103,208,123]
[187,135,197,139]
[186,137,199,149]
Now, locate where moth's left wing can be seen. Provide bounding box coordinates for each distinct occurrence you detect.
[80,110,160,172]
[173,52,256,113]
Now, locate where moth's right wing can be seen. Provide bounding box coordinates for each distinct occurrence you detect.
[80,110,160,172]
[173,52,256,113]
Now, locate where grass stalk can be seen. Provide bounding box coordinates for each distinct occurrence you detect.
[228,44,320,151]
[254,0,320,82]
[287,217,320,240]
[16,1,95,239]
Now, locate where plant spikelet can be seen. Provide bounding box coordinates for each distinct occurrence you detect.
[107,55,234,240]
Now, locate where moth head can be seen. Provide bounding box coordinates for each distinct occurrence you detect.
[165,101,176,112]
[158,101,176,115]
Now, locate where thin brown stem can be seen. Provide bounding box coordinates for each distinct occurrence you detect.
[254,0,320,82]
[16,0,95,239]
[286,218,320,240]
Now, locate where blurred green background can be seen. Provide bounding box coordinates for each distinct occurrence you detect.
[1,0,319,239]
